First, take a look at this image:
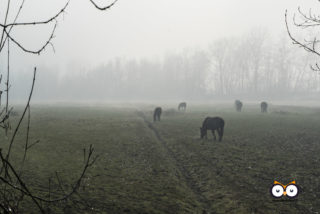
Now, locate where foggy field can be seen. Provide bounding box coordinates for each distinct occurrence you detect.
[3,103,320,213]
[3,0,320,212]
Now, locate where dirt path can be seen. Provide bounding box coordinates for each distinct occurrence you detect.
[136,111,212,213]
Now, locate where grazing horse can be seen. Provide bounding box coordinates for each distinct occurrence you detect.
[178,102,187,111]
[235,100,243,112]
[153,107,162,122]
[261,101,268,113]
[200,117,225,141]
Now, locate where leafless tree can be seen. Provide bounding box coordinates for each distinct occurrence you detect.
[0,0,117,213]
[285,2,320,72]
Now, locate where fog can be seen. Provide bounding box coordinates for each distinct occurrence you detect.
[1,0,320,103]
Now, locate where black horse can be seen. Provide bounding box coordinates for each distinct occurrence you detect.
[200,117,225,141]
[153,107,162,122]
[178,102,187,111]
[235,100,243,112]
[261,101,268,113]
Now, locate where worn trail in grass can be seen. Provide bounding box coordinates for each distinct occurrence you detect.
[136,110,210,212]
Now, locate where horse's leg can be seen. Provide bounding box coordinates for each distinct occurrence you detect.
[211,130,216,141]
[217,128,222,141]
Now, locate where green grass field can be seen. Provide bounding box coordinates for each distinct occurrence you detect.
[2,103,320,213]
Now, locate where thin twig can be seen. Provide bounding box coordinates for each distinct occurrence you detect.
[5,21,57,55]
[0,0,27,52]
[0,0,11,48]
[89,0,118,10]
[0,1,69,28]
[6,68,36,164]
[285,10,320,57]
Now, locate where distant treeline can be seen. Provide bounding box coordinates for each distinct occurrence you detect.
[10,30,320,101]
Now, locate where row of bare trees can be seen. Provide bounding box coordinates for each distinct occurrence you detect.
[209,30,319,97]
[11,29,318,102]
[0,0,117,213]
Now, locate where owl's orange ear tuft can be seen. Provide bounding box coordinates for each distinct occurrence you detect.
[274,181,281,185]
[290,181,296,184]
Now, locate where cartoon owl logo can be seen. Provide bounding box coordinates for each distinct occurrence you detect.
[270,181,299,198]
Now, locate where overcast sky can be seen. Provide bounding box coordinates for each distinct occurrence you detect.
[0,0,319,72]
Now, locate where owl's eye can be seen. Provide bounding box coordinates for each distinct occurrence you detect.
[271,184,284,198]
[285,184,299,198]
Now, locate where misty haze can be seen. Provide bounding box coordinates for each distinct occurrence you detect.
[1,0,320,213]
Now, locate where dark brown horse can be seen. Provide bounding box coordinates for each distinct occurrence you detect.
[153,107,162,122]
[261,101,268,113]
[200,117,225,141]
[178,102,187,111]
[235,100,243,112]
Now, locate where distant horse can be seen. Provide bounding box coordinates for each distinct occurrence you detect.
[261,101,268,113]
[235,100,243,112]
[153,107,162,122]
[200,117,225,141]
[178,102,187,111]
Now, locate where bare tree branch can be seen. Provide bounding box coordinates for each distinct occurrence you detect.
[285,10,320,56]
[1,144,97,204]
[0,150,45,213]
[89,0,118,10]
[294,7,320,28]
[0,0,12,48]
[0,1,69,28]
[4,21,57,55]
[285,4,320,72]
[0,0,26,52]
[0,1,68,54]
[6,67,36,164]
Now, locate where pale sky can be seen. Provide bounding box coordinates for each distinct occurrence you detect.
[1,0,319,71]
